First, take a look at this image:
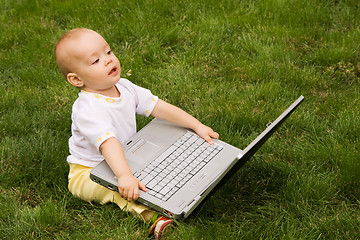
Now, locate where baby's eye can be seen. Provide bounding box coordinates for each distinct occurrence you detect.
[92,59,99,64]
[107,50,112,55]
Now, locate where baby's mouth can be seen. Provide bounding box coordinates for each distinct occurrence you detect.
[108,67,117,75]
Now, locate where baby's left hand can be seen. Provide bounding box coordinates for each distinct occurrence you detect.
[194,123,219,144]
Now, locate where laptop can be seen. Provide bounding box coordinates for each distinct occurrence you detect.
[90,96,304,219]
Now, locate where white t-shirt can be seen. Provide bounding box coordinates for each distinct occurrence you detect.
[67,78,158,167]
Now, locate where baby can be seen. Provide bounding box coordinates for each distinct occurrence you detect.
[55,28,218,239]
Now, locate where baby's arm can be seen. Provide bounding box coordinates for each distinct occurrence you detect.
[100,137,146,201]
[151,99,219,144]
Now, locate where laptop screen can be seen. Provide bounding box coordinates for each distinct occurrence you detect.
[242,95,304,163]
[205,96,304,197]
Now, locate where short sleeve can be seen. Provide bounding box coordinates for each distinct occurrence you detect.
[119,79,158,117]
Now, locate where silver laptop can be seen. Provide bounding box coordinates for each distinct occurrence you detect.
[90,96,304,219]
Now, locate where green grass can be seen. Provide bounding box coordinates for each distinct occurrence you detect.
[1,0,360,239]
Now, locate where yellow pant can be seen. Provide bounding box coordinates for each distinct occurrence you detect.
[68,163,154,222]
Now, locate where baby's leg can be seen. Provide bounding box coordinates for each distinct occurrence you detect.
[68,163,155,221]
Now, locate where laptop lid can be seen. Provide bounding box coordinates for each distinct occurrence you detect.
[193,95,305,209]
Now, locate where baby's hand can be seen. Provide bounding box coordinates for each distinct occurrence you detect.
[194,123,219,144]
[117,173,147,201]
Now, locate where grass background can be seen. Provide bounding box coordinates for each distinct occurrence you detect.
[0,0,359,239]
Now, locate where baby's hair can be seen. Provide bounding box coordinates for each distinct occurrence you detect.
[54,28,90,78]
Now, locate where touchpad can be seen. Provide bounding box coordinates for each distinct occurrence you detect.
[125,135,168,167]
[131,140,160,158]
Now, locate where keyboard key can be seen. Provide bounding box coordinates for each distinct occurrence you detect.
[155,193,164,199]
[160,186,171,195]
[147,179,158,189]
[141,174,154,185]
[153,185,162,192]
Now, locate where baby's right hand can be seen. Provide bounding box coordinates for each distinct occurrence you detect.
[117,173,147,201]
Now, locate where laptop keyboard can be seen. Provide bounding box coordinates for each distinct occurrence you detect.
[133,131,223,201]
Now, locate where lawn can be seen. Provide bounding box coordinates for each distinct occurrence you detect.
[0,0,359,239]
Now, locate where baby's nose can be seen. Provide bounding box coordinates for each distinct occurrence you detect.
[105,58,112,66]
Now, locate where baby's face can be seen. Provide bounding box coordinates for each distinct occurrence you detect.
[66,30,121,93]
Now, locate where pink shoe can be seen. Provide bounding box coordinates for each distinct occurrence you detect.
[149,216,174,239]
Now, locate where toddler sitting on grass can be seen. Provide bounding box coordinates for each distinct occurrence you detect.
[55,28,219,239]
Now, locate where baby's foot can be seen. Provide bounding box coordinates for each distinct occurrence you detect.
[149,216,174,239]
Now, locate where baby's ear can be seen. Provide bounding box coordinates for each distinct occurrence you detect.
[67,73,84,87]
